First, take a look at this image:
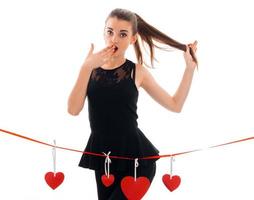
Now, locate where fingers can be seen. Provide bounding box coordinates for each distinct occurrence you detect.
[185,40,198,66]
[90,44,114,59]
[101,45,115,57]
[186,44,190,53]
[95,46,114,61]
[101,45,114,53]
[97,45,115,63]
[188,40,198,52]
[102,50,115,62]
[90,44,113,56]
[186,40,198,54]
[88,43,94,55]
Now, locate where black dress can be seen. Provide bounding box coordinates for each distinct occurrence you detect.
[78,59,159,172]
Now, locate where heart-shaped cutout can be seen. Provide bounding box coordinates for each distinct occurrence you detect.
[101,174,115,187]
[162,174,181,192]
[121,176,150,199]
[45,172,65,190]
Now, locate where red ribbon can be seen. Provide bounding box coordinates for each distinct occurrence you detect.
[1,128,254,160]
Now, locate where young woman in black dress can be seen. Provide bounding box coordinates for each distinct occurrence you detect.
[68,8,197,200]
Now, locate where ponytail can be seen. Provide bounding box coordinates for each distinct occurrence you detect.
[107,8,197,67]
[134,13,197,67]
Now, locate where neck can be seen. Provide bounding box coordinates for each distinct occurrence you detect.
[103,56,126,69]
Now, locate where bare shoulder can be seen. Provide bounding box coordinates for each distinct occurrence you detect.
[134,63,156,89]
[135,63,147,88]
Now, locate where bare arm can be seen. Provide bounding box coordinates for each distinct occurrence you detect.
[67,64,93,115]
[141,41,198,113]
[171,67,195,112]
[67,44,115,116]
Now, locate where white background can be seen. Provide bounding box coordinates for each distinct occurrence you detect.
[0,0,254,199]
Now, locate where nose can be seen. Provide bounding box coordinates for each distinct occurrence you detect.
[111,35,118,43]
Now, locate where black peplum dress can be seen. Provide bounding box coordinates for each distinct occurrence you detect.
[78,59,159,173]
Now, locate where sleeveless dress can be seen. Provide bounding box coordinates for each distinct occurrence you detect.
[78,59,160,172]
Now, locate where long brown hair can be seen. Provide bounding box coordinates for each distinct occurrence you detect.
[107,8,197,67]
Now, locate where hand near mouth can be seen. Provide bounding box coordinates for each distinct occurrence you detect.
[83,43,115,69]
[112,45,118,53]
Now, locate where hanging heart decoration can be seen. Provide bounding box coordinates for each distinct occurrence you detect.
[162,174,181,192]
[101,174,115,187]
[121,176,150,200]
[101,151,115,187]
[45,172,65,190]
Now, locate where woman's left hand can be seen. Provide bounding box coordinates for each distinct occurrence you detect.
[184,40,198,70]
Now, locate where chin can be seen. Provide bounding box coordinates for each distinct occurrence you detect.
[112,51,122,58]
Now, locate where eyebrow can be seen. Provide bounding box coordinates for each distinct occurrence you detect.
[106,27,129,33]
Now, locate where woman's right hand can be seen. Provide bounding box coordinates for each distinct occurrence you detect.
[83,43,115,70]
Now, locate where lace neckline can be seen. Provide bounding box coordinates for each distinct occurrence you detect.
[99,59,127,71]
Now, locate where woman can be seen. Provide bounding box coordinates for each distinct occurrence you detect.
[68,8,197,200]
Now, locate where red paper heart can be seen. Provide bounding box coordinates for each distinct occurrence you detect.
[162,174,181,192]
[45,172,65,190]
[101,174,115,187]
[121,176,150,200]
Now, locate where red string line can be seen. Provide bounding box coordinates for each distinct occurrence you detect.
[1,128,254,160]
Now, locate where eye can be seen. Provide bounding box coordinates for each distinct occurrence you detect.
[106,30,113,36]
[120,33,127,38]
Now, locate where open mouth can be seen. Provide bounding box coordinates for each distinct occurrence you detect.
[113,46,118,53]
